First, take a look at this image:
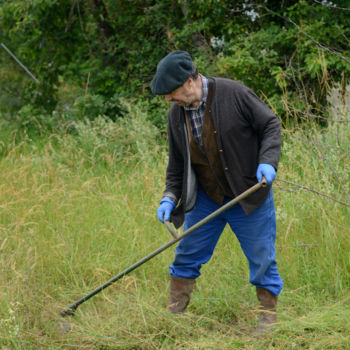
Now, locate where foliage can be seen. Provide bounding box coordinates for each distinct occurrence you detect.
[1,0,349,125]
[0,0,179,117]
[0,0,85,109]
[208,1,350,117]
[71,92,128,121]
[58,102,163,170]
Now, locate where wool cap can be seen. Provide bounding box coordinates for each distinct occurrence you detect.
[151,50,193,95]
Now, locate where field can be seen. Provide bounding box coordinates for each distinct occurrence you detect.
[0,104,349,349]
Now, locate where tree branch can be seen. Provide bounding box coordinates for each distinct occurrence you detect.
[313,0,350,11]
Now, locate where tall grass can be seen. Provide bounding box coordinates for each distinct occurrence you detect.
[0,100,349,349]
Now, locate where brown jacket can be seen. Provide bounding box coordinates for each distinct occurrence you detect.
[163,77,281,228]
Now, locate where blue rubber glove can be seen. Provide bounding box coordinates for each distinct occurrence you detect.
[157,197,176,223]
[256,163,276,185]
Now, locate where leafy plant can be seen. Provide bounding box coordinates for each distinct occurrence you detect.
[0,0,349,125]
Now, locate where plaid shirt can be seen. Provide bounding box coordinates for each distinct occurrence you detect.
[184,75,208,145]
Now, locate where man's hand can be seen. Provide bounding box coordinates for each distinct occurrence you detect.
[256,163,276,185]
[157,197,176,223]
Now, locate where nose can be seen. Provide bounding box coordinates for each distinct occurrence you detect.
[165,94,173,101]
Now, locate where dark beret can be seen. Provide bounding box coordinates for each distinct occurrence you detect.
[151,50,193,95]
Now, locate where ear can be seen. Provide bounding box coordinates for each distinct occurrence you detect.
[185,77,194,89]
[185,77,196,91]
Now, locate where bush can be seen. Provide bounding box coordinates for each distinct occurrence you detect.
[52,100,164,172]
[71,93,127,121]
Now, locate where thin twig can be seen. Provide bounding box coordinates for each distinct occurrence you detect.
[1,43,40,83]
[292,135,350,154]
[64,0,77,33]
[336,25,350,46]
[313,0,350,11]
[311,136,350,201]
[274,185,300,193]
[276,179,350,207]
[286,105,350,123]
[77,0,92,55]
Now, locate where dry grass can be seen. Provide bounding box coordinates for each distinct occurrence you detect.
[0,105,349,349]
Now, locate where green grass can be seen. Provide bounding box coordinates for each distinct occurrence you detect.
[0,109,349,349]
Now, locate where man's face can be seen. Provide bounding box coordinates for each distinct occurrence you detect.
[164,79,194,107]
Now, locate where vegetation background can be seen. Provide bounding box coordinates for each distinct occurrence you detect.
[0,0,349,349]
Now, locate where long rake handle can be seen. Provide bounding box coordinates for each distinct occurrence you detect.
[60,178,266,317]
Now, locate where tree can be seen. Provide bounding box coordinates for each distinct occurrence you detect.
[0,0,349,122]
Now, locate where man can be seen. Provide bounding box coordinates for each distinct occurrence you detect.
[151,50,283,335]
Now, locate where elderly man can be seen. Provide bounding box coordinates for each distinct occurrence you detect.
[151,50,283,335]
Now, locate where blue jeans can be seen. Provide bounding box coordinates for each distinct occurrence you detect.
[169,188,283,296]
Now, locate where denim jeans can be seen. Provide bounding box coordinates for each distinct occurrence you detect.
[169,187,283,296]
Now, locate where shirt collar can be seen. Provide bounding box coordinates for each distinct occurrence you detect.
[184,74,208,111]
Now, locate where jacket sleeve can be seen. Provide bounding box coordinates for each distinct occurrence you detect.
[163,106,185,203]
[240,88,281,170]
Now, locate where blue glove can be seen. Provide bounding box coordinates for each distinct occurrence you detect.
[157,197,176,223]
[256,163,276,185]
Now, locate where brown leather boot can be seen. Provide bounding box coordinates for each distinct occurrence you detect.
[167,276,195,314]
[253,287,278,337]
